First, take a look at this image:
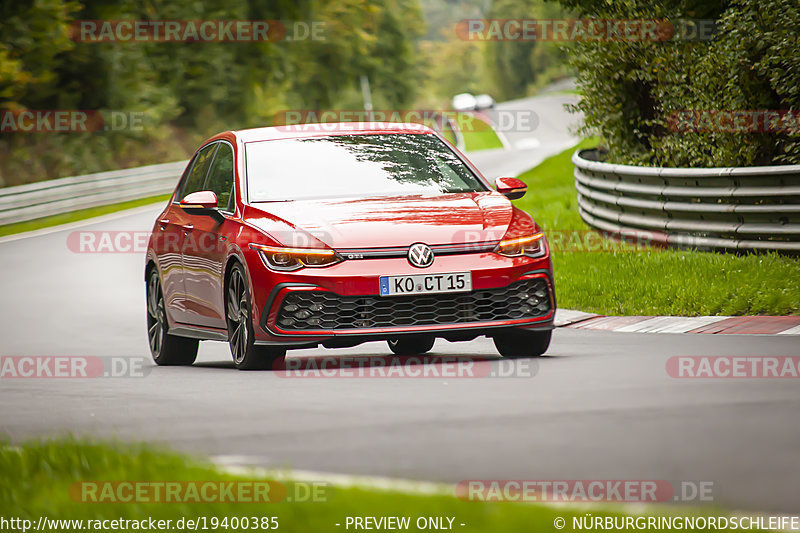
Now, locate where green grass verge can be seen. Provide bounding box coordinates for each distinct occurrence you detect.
[0,194,170,237]
[1,439,746,533]
[441,126,458,147]
[458,113,504,152]
[514,140,800,316]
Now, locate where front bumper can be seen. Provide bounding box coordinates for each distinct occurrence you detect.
[247,248,555,345]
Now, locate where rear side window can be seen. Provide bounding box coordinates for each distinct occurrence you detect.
[204,143,235,211]
[179,143,218,199]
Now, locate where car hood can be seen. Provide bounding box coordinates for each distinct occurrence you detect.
[244,192,516,249]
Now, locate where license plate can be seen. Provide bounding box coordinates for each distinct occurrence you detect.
[379,272,472,296]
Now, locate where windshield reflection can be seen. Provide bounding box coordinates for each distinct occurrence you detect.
[246,133,485,201]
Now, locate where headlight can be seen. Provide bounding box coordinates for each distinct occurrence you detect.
[249,243,343,271]
[494,232,545,258]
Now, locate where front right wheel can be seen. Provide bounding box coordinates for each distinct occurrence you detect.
[226,263,285,370]
[493,329,551,358]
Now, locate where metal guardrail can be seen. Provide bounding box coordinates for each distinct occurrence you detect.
[573,149,800,252]
[0,161,188,226]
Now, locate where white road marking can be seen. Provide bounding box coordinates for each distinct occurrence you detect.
[514,137,541,150]
[777,324,800,335]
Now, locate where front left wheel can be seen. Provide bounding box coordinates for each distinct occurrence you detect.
[493,329,551,358]
[226,263,285,370]
[146,269,198,365]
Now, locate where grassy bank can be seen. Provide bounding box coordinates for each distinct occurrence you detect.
[458,113,504,152]
[514,141,800,316]
[1,439,744,533]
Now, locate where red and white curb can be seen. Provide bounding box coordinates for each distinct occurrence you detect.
[555,309,800,335]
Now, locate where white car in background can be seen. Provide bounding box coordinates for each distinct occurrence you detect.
[452,93,495,111]
[475,94,496,109]
[452,93,478,111]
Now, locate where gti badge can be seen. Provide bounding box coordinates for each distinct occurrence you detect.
[407,243,434,268]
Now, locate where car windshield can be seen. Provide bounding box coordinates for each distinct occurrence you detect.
[245,133,485,201]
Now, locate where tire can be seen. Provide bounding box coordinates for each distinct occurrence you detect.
[493,329,551,358]
[146,268,198,365]
[387,336,435,356]
[226,263,285,370]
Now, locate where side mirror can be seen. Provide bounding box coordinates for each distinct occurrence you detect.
[180,191,224,222]
[495,177,527,200]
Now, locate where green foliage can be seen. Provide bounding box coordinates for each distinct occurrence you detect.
[0,0,425,186]
[514,141,800,316]
[416,0,571,106]
[0,0,80,108]
[1,438,733,530]
[459,114,504,151]
[292,0,424,110]
[561,0,800,166]
[417,25,496,104]
[419,0,488,41]
[485,0,571,101]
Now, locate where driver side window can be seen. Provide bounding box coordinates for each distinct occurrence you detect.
[204,143,235,212]
[179,143,218,199]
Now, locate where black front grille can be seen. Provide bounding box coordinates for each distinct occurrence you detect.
[275,278,551,331]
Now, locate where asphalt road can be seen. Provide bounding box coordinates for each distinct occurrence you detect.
[1,92,799,514]
[467,83,581,179]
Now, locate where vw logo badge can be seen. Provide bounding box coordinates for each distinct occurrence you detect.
[408,243,434,268]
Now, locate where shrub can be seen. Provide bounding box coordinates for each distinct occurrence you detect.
[561,0,800,167]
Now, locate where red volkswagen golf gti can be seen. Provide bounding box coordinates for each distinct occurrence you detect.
[145,123,556,369]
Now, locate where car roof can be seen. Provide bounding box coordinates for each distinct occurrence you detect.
[229,122,437,144]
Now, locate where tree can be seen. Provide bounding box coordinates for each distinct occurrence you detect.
[0,0,79,110]
[0,0,427,185]
[560,0,800,166]
[485,0,570,101]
